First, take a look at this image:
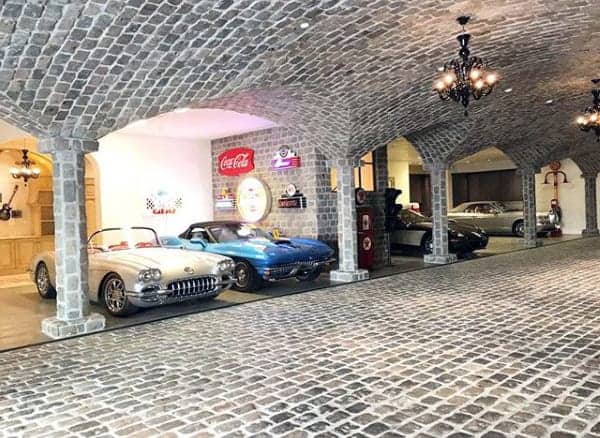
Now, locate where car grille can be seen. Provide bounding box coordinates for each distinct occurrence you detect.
[166,276,217,298]
[270,260,323,276]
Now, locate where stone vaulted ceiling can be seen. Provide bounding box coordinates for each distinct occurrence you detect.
[0,0,598,167]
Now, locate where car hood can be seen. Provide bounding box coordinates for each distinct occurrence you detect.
[97,247,229,272]
[207,237,334,264]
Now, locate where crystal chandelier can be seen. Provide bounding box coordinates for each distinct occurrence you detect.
[576,79,600,142]
[9,149,41,183]
[433,16,498,115]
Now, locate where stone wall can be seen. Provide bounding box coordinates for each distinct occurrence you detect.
[212,127,335,240]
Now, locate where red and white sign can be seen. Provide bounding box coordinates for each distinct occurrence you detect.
[218,147,255,176]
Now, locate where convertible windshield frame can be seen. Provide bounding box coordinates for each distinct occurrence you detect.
[400,209,428,224]
[207,223,273,243]
[87,227,162,252]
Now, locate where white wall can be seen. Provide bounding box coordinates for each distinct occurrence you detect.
[387,159,411,205]
[93,133,213,236]
[535,159,585,235]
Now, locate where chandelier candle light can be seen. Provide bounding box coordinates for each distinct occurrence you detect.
[9,149,41,184]
[434,16,498,115]
[576,79,600,142]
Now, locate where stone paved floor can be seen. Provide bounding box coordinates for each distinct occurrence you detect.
[1,237,600,437]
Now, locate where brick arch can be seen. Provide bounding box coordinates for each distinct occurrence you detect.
[0,0,596,164]
[0,97,47,138]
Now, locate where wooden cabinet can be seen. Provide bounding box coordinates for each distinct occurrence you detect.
[0,236,54,275]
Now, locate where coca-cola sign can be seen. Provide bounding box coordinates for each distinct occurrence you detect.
[218,147,255,176]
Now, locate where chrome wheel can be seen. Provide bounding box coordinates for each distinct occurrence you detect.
[232,260,260,292]
[235,263,249,289]
[36,264,49,293]
[514,221,524,237]
[35,263,55,298]
[104,276,126,314]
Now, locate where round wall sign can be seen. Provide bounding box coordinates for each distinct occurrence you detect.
[236,177,272,223]
[355,188,367,205]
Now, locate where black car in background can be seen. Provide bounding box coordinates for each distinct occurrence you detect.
[390,209,488,256]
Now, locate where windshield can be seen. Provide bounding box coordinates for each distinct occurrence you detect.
[209,223,273,243]
[88,227,161,252]
[399,209,428,223]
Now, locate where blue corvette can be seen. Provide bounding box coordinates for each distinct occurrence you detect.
[161,221,335,291]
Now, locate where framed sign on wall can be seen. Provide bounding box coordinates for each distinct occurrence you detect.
[271,147,301,171]
[218,147,255,176]
[236,177,272,223]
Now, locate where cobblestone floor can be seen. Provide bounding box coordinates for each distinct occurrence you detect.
[1,238,600,438]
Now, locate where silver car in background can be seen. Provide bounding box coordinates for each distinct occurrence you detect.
[31,227,235,316]
[448,201,556,237]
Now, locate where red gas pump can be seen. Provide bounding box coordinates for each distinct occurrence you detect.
[357,207,375,270]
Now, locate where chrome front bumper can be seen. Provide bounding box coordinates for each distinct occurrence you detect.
[262,258,335,281]
[127,275,235,307]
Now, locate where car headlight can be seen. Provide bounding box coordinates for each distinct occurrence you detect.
[138,268,161,282]
[217,259,235,272]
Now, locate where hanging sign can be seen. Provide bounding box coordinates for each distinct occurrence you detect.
[218,147,255,176]
[271,147,301,171]
[237,177,272,222]
[277,184,307,209]
[215,188,236,210]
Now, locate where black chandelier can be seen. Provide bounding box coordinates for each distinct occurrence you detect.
[576,79,600,142]
[433,16,498,115]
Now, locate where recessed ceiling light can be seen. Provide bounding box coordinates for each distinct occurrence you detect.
[504,88,513,93]
[545,99,554,105]
[174,107,190,113]
[300,22,310,29]
[437,66,444,72]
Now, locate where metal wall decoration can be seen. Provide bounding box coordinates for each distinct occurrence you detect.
[277,183,307,209]
[145,190,183,215]
[433,16,498,115]
[237,177,272,222]
[218,147,255,176]
[215,188,236,210]
[271,147,301,171]
[576,79,600,142]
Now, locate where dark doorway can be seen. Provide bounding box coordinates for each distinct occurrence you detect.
[452,169,521,206]
[409,174,431,215]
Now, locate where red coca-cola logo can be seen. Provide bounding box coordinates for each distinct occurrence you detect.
[218,147,255,176]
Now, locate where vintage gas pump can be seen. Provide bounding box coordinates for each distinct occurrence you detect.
[355,188,375,270]
[543,161,568,236]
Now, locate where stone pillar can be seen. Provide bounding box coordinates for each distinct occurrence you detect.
[373,146,390,267]
[38,137,105,338]
[424,162,457,264]
[582,172,599,236]
[330,158,369,282]
[520,166,539,248]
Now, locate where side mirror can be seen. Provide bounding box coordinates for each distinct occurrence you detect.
[190,238,207,247]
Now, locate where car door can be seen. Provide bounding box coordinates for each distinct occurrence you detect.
[449,204,474,225]
[484,202,510,233]
[468,203,495,229]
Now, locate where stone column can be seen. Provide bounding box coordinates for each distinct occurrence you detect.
[582,172,599,236]
[520,166,539,248]
[424,162,457,264]
[38,137,105,338]
[330,158,369,282]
